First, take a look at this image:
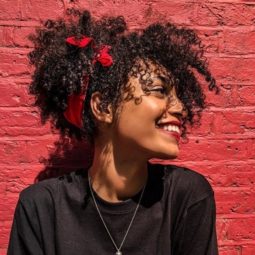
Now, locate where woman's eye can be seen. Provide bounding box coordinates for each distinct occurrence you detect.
[150,87,167,95]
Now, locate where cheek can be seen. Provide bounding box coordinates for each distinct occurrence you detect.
[135,97,166,122]
[117,98,165,135]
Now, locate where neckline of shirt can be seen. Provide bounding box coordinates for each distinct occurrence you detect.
[78,162,164,215]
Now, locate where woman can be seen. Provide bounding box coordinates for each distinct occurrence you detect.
[8,9,219,255]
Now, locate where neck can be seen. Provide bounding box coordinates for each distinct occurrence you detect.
[88,139,149,203]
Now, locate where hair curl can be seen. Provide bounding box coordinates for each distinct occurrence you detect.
[28,9,219,144]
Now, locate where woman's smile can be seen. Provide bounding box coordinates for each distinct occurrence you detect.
[156,122,181,143]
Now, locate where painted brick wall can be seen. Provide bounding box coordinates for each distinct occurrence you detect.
[0,0,255,254]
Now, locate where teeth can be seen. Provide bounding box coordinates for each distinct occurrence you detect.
[161,125,180,134]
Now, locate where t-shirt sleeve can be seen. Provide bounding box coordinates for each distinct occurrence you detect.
[171,169,218,255]
[173,193,218,255]
[7,198,44,255]
[7,183,55,255]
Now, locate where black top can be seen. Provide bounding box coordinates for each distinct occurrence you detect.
[7,162,218,255]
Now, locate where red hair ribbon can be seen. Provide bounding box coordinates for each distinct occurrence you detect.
[63,35,113,128]
[93,46,113,67]
[65,35,93,48]
[63,93,86,128]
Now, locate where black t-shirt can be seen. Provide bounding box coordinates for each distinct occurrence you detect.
[7,162,218,255]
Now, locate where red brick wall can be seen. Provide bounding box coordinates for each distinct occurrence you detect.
[0,1,255,254]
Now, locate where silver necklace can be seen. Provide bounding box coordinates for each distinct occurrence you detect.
[88,175,146,255]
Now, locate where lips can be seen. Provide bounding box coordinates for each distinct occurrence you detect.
[156,120,182,142]
[159,129,181,142]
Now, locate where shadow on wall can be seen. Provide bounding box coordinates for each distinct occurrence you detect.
[35,136,94,182]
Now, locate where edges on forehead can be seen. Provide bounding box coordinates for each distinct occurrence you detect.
[131,58,171,75]
[128,58,176,89]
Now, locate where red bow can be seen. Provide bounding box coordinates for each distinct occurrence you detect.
[64,36,113,129]
[65,35,93,48]
[93,46,113,67]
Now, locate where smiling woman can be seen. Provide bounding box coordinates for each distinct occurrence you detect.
[7,9,219,255]
[113,59,186,162]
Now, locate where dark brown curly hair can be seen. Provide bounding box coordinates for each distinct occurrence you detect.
[28,9,219,144]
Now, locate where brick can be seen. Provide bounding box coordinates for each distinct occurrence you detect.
[211,111,255,134]
[0,167,46,197]
[5,178,31,194]
[0,20,40,27]
[0,139,56,164]
[20,0,64,21]
[0,196,18,221]
[194,163,255,188]
[219,246,241,255]
[13,26,35,47]
[178,138,255,161]
[242,245,255,255]
[195,28,223,54]
[78,1,197,27]
[204,84,237,108]
[0,25,35,49]
[142,1,196,25]
[0,220,13,247]
[0,137,92,165]
[0,166,46,191]
[0,126,53,137]
[0,248,7,254]
[216,218,227,243]
[215,189,255,214]
[186,111,214,136]
[221,29,255,55]
[226,218,255,241]
[187,108,255,136]
[0,52,31,77]
[209,57,255,83]
[0,110,41,127]
[0,165,43,181]
[236,85,255,106]
[0,166,84,196]
[0,26,14,46]
[0,0,21,20]
[206,83,255,108]
[0,81,34,107]
[193,3,255,26]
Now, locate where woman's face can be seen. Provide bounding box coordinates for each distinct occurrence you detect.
[111,59,186,161]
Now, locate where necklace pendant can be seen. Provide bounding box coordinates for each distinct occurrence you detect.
[116,251,122,255]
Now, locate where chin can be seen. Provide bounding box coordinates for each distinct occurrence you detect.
[161,154,178,160]
[151,150,179,160]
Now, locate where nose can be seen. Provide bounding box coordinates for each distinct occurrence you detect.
[166,88,187,119]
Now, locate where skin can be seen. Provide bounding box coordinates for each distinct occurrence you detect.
[88,60,187,202]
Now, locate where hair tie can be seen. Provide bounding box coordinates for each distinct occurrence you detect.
[63,35,113,129]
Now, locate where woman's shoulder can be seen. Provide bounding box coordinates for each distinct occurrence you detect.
[18,168,88,204]
[149,162,214,206]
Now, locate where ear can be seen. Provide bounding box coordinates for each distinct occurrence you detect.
[90,91,113,124]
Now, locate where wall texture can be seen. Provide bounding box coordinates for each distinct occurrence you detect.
[0,0,255,254]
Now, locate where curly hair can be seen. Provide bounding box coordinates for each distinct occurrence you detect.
[28,9,219,144]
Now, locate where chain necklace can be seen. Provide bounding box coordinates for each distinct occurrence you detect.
[88,175,146,255]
